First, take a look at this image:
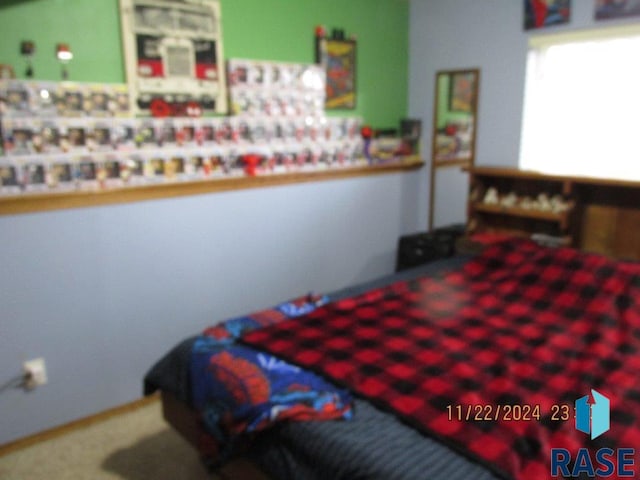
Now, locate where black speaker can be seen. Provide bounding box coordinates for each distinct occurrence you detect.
[395,224,465,272]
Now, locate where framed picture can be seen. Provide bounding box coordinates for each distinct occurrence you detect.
[595,0,640,20]
[316,37,356,110]
[449,72,475,113]
[524,0,570,30]
[119,0,227,115]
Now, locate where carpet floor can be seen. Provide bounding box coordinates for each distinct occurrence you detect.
[0,399,216,480]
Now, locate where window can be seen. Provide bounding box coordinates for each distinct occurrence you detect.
[520,25,640,181]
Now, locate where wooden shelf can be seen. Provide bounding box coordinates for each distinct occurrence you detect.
[467,166,640,260]
[0,157,424,216]
[471,166,640,189]
[467,167,575,243]
[471,203,568,223]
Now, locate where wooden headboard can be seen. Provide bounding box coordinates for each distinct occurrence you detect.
[466,167,640,260]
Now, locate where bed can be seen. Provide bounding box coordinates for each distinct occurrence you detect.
[144,238,640,480]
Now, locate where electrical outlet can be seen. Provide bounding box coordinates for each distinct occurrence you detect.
[23,357,47,390]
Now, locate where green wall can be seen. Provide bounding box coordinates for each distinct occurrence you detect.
[0,0,408,127]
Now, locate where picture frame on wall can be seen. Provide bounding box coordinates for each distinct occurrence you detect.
[119,0,227,116]
[595,0,640,20]
[315,37,356,110]
[524,0,571,30]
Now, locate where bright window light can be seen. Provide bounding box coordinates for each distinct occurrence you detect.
[520,28,640,181]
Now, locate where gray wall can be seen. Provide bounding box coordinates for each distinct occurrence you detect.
[0,173,422,444]
[409,0,639,228]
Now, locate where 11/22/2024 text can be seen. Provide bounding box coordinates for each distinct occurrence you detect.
[446,404,574,422]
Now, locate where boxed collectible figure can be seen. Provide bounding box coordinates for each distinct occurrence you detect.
[21,158,48,192]
[165,152,187,181]
[247,117,270,145]
[184,150,206,179]
[88,119,114,151]
[214,118,232,144]
[86,83,130,117]
[38,119,63,153]
[111,84,131,117]
[46,155,75,191]
[74,155,100,190]
[102,154,125,188]
[87,84,112,117]
[174,118,196,147]
[1,118,36,155]
[134,119,157,148]
[0,81,33,116]
[206,146,227,177]
[112,118,137,150]
[154,118,177,148]
[59,118,88,153]
[58,83,87,117]
[0,159,21,195]
[31,82,59,117]
[144,153,166,182]
[121,153,146,185]
[195,118,216,146]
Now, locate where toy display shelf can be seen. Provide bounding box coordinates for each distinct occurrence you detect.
[0,156,424,216]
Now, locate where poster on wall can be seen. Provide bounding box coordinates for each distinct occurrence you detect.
[595,0,640,20]
[119,0,227,116]
[524,0,571,30]
[315,36,356,110]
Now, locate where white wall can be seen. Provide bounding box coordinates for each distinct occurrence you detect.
[0,172,423,444]
[409,0,638,227]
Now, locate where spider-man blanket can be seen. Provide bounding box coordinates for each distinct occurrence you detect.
[243,240,640,480]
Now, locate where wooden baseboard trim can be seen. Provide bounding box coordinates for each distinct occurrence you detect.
[0,392,160,458]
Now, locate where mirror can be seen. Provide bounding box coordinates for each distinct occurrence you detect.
[431,69,479,166]
[429,68,479,228]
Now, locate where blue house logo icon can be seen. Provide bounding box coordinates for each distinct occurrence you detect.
[575,389,610,440]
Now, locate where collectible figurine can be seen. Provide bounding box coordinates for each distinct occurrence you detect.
[103,156,122,188]
[520,196,534,209]
[0,163,20,194]
[500,191,518,208]
[550,194,570,213]
[23,161,47,192]
[537,193,553,211]
[483,187,499,205]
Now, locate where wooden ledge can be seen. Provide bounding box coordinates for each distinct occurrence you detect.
[0,158,424,216]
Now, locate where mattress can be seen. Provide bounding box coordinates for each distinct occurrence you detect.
[144,256,501,480]
[146,242,640,479]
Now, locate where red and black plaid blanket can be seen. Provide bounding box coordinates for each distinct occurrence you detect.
[243,240,640,480]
